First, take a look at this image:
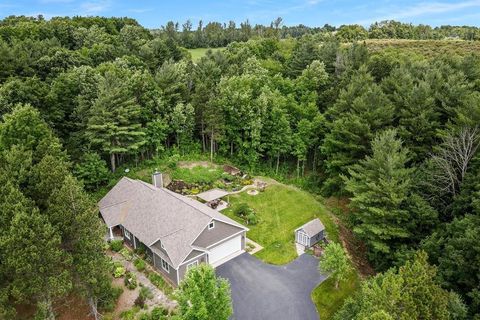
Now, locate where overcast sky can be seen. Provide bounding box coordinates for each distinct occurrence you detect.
[1,0,480,28]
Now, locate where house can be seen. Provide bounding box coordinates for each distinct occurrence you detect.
[99,173,248,286]
[295,218,325,248]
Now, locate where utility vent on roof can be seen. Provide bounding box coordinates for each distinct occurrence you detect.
[152,171,163,188]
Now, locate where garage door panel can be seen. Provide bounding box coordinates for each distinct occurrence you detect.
[209,235,242,264]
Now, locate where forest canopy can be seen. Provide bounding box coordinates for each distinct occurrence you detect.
[0,15,479,319]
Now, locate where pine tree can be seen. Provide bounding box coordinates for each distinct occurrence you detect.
[86,71,145,172]
[343,129,412,268]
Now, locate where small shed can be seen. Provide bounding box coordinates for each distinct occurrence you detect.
[295,218,325,248]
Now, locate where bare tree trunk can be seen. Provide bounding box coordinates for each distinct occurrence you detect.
[201,120,206,153]
[210,130,214,163]
[88,296,101,320]
[276,154,280,175]
[230,141,234,156]
[429,126,480,197]
[296,158,300,178]
[110,153,116,172]
[312,147,317,173]
[335,279,339,290]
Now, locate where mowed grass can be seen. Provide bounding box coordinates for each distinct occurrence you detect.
[188,47,225,62]
[312,269,360,320]
[223,181,338,265]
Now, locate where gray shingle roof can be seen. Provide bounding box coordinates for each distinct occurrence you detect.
[296,218,325,237]
[99,177,246,268]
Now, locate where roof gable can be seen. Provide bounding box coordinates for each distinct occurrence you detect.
[99,177,247,268]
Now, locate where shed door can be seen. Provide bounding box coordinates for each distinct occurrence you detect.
[297,231,309,246]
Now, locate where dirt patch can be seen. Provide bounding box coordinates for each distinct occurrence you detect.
[177,161,218,169]
[112,278,139,319]
[247,189,259,196]
[326,197,375,278]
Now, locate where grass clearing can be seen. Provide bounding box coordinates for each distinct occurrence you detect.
[188,47,225,62]
[311,270,360,320]
[223,181,339,265]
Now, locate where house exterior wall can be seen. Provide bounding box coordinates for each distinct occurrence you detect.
[178,252,207,284]
[193,220,244,248]
[308,230,324,247]
[153,252,178,286]
[122,226,134,247]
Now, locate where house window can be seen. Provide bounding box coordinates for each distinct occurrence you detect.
[187,260,198,271]
[124,229,131,240]
[161,258,169,272]
[208,221,215,230]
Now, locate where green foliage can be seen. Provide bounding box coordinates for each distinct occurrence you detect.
[318,242,352,290]
[120,247,134,261]
[114,266,126,278]
[134,258,147,272]
[343,129,419,269]
[148,272,173,296]
[177,264,232,320]
[110,239,124,252]
[233,202,252,217]
[124,271,137,290]
[334,251,463,320]
[74,152,110,190]
[120,306,141,320]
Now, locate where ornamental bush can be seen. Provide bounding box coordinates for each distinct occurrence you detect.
[110,239,123,252]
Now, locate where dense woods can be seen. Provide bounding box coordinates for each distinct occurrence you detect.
[1,15,480,319]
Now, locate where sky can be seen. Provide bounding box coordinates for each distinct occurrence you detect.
[1,0,480,28]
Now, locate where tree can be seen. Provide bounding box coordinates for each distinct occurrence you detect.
[176,264,232,320]
[335,251,462,320]
[86,69,145,172]
[170,102,195,151]
[318,242,352,289]
[343,129,413,268]
[74,152,110,191]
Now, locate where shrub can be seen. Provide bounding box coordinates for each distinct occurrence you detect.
[134,244,147,257]
[150,306,168,320]
[246,212,258,225]
[242,179,253,185]
[139,286,153,300]
[134,293,146,308]
[120,248,133,261]
[134,258,146,272]
[114,266,126,278]
[109,240,123,252]
[221,172,235,182]
[98,285,123,312]
[120,307,140,320]
[234,203,251,217]
[124,271,137,290]
[148,272,173,296]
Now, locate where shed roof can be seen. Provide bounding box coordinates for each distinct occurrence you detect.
[295,218,325,237]
[196,188,229,202]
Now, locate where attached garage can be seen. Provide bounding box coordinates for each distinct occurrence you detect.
[208,234,243,266]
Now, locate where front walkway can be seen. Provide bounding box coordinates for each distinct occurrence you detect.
[216,253,325,320]
[109,252,177,313]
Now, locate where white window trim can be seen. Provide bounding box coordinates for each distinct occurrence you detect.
[161,258,170,272]
[161,242,165,249]
[187,260,198,271]
[124,229,131,240]
[208,221,215,230]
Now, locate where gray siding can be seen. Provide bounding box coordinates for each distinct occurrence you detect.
[193,220,243,248]
[308,230,324,247]
[153,252,178,286]
[178,252,207,285]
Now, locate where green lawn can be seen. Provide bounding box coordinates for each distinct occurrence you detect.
[311,270,360,320]
[188,47,225,62]
[223,180,339,265]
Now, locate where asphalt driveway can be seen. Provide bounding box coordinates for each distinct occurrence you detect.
[216,253,326,320]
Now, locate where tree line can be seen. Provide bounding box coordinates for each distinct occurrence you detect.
[1,16,480,319]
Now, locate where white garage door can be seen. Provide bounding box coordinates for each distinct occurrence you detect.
[208,235,242,265]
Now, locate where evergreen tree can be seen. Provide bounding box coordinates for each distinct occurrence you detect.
[344,129,412,268]
[86,70,145,171]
